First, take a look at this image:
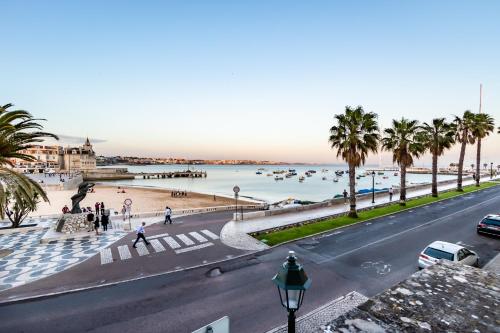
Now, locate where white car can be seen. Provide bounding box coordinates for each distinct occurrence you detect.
[418,241,479,269]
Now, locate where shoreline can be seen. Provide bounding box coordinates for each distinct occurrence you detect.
[30,184,254,217]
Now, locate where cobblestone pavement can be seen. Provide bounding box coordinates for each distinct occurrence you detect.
[0,226,125,291]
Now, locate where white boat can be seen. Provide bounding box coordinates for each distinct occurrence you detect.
[305,172,312,177]
[299,176,305,182]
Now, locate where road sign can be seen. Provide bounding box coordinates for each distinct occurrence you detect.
[124,198,132,207]
[233,186,240,194]
[192,316,229,333]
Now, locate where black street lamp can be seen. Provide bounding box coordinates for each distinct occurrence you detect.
[491,162,494,179]
[371,171,376,204]
[272,251,311,333]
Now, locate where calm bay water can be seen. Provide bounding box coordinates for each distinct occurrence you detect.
[102,164,456,203]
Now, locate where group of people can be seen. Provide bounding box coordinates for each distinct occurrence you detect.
[86,203,110,235]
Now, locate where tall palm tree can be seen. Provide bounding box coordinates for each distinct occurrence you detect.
[381,118,424,205]
[453,111,475,191]
[470,113,495,187]
[420,118,455,197]
[329,106,380,217]
[0,103,58,220]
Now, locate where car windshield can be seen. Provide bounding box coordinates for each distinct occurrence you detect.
[424,247,454,261]
[483,218,500,227]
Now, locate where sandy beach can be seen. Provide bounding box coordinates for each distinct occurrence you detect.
[32,185,252,216]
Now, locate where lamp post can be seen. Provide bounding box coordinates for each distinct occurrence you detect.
[491,162,493,179]
[272,251,311,333]
[371,171,375,204]
[233,186,240,220]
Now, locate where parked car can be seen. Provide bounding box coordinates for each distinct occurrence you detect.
[477,214,500,237]
[418,241,479,269]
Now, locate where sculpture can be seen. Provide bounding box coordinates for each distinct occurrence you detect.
[70,182,95,214]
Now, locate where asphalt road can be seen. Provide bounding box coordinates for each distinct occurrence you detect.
[0,185,499,333]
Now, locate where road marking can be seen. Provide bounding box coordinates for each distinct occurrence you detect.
[163,237,181,249]
[118,245,131,260]
[135,242,149,256]
[175,242,214,254]
[150,239,166,253]
[147,233,170,240]
[189,232,208,243]
[326,195,500,262]
[176,234,195,246]
[457,241,475,248]
[201,230,219,240]
[100,248,113,265]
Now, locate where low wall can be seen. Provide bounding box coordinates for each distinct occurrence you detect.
[238,176,470,221]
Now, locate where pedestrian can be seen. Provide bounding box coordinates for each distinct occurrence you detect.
[62,205,70,214]
[343,189,348,204]
[164,206,172,224]
[100,202,105,215]
[121,205,127,221]
[87,211,95,232]
[133,222,150,248]
[95,202,100,215]
[94,216,100,235]
[472,173,476,181]
[389,187,394,202]
[101,214,109,231]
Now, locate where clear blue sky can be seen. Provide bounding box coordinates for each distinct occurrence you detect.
[1,1,499,165]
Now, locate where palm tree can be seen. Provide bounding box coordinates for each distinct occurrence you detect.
[382,118,425,205]
[329,106,380,217]
[0,103,58,221]
[470,113,495,187]
[420,118,455,197]
[453,111,475,191]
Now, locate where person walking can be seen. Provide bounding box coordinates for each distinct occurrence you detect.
[164,206,172,224]
[133,222,150,248]
[343,189,348,204]
[389,187,394,202]
[95,202,100,215]
[87,211,95,232]
[121,205,127,221]
[101,213,109,231]
[100,202,105,216]
[94,215,100,236]
[62,205,69,214]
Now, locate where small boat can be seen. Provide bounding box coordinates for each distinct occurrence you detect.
[322,177,327,180]
[378,171,384,175]
[285,173,293,178]
[307,170,317,174]
[275,176,284,181]
[356,176,361,180]
[321,169,328,173]
[305,172,312,177]
[266,173,273,177]
[394,172,398,176]
[288,169,296,173]
[333,178,339,182]
[256,171,262,175]
[299,176,305,182]
[383,176,389,179]
[258,167,266,171]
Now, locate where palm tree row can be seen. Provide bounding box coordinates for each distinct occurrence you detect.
[0,103,58,226]
[329,106,496,218]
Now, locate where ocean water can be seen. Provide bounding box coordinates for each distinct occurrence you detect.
[101,164,457,203]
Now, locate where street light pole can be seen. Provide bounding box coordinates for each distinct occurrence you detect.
[288,310,296,333]
[491,162,493,179]
[371,171,375,204]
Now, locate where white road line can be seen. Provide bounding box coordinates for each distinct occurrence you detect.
[135,242,150,256]
[200,229,219,240]
[150,239,166,253]
[163,237,181,249]
[148,233,170,240]
[189,231,208,243]
[176,234,195,246]
[100,248,113,265]
[118,245,132,260]
[327,195,500,262]
[175,242,214,254]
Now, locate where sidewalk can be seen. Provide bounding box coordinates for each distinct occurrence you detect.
[221,177,497,251]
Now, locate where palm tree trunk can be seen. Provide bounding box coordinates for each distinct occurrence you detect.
[476,138,481,187]
[348,163,357,218]
[457,136,466,191]
[400,163,407,206]
[432,152,438,197]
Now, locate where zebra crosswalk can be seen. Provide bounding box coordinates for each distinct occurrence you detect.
[100,229,220,265]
